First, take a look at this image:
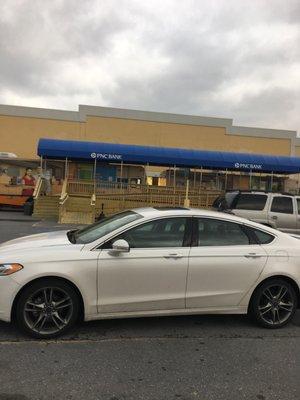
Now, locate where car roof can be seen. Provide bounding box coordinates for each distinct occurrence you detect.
[131,207,285,236]
[133,206,249,222]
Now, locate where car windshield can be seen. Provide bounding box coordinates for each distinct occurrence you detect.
[71,210,143,244]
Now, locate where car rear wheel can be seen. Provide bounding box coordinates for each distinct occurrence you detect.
[15,278,79,339]
[250,278,297,328]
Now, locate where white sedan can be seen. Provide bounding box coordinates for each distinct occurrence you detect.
[0,207,299,338]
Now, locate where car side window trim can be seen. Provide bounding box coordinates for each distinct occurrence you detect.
[240,225,257,244]
[191,218,199,247]
[99,216,194,250]
[242,225,263,245]
[183,217,193,247]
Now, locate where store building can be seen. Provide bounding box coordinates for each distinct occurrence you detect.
[1,103,300,207]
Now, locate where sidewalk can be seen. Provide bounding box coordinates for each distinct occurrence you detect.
[0,210,40,222]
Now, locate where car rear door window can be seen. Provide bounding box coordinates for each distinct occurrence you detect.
[196,218,250,246]
[234,194,267,210]
[270,196,293,214]
[112,217,189,248]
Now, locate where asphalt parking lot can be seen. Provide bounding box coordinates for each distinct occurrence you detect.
[0,212,299,400]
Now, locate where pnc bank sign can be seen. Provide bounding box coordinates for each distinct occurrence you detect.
[90,152,122,160]
[234,162,262,170]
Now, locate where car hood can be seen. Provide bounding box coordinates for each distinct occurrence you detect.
[0,230,73,252]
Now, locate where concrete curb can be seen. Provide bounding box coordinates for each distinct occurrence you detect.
[0,218,41,223]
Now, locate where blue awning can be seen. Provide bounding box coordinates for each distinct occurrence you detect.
[38,138,300,173]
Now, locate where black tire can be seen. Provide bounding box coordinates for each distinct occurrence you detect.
[249,278,297,329]
[15,278,80,339]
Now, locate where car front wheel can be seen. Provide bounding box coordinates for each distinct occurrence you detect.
[250,278,298,328]
[15,278,80,339]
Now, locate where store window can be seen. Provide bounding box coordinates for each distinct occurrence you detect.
[78,164,93,180]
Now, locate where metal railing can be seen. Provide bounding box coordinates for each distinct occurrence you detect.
[67,180,94,196]
[64,179,222,218]
[33,177,44,199]
[67,179,221,198]
[95,191,220,209]
[91,193,96,206]
[59,179,69,205]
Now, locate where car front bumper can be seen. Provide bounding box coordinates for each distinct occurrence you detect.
[0,276,21,322]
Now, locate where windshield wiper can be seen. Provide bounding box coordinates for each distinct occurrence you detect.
[67,230,78,244]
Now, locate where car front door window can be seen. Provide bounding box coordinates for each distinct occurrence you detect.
[108,217,189,248]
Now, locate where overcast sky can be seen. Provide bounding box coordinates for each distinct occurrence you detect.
[0,0,299,133]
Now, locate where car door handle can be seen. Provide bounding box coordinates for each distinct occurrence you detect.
[164,253,183,259]
[244,253,262,259]
[271,215,278,220]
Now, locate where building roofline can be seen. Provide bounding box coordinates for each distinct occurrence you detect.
[229,125,297,139]
[0,104,79,122]
[78,104,234,128]
[0,103,297,141]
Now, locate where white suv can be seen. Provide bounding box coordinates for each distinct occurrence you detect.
[212,191,300,232]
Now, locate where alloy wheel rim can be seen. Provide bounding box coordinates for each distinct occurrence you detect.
[23,287,73,335]
[258,284,294,325]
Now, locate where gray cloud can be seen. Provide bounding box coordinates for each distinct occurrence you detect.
[0,0,299,133]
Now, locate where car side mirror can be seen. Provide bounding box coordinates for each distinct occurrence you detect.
[110,239,130,254]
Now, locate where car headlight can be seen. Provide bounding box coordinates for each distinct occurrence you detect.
[0,263,23,276]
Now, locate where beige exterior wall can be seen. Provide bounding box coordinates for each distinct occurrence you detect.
[0,105,296,159]
[295,146,300,157]
[85,116,291,155]
[0,115,83,159]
